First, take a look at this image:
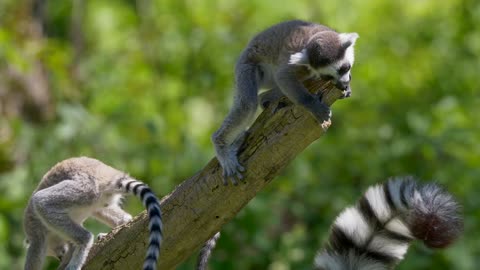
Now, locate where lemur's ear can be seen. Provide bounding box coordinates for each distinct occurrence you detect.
[288,49,309,65]
[339,33,359,49]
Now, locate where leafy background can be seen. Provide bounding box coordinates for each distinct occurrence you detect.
[0,0,478,269]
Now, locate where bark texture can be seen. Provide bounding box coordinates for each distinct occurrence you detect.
[84,79,344,269]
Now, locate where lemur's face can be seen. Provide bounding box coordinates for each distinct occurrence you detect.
[314,32,357,98]
[316,45,354,98]
[288,32,358,99]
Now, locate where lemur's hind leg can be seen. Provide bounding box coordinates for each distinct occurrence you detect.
[212,63,260,185]
[31,180,95,270]
[24,235,47,270]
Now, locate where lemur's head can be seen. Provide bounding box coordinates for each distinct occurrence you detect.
[289,31,359,98]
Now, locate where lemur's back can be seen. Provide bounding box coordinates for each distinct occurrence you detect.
[23,157,163,270]
[244,20,333,64]
[35,157,124,192]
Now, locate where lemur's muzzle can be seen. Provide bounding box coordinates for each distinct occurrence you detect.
[335,74,352,99]
[335,80,349,91]
[335,81,352,99]
[340,86,352,99]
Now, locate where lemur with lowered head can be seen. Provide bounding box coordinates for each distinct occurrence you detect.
[197,177,463,270]
[23,157,163,270]
[212,20,359,185]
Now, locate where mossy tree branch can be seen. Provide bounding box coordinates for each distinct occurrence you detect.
[84,79,344,269]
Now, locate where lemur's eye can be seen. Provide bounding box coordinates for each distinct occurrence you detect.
[338,63,351,75]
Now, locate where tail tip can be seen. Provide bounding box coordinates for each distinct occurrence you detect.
[411,183,463,248]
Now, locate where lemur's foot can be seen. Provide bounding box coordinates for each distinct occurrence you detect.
[213,131,248,185]
[218,150,245,186]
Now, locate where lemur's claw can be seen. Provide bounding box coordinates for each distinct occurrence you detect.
[320,119,332,131]
[220,154,245,185]
[222,167,244,186]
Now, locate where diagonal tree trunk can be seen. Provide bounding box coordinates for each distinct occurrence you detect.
[84,79,344,269]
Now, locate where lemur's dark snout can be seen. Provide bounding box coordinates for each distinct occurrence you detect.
[335,73,352,91]
[340,86,352,99]
[335,80,350,91]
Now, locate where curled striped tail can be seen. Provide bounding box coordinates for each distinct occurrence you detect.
[314,176,463,270]
[118,177,163,270]
[196,232,221,270]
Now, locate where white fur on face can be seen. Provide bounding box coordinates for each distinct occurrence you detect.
[336,32,358,83]
[332,45,355,83]
[289,33,357,81]
[312,42,356,82]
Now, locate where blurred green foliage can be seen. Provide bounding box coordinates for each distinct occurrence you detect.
[0,0,479,269]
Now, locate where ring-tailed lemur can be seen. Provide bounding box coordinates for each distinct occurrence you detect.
[212,20,359,185]
[314,176,463,270]
[196,177,463,270]
[23,157,163,270]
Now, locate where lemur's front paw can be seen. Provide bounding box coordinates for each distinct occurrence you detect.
[320,118,332,130]
[218,150,245,186]
[312,103,332,131]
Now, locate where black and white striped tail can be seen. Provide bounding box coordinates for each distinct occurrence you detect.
[118,177,163,270]
[196,232,221,270]
[314,176,463,270]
